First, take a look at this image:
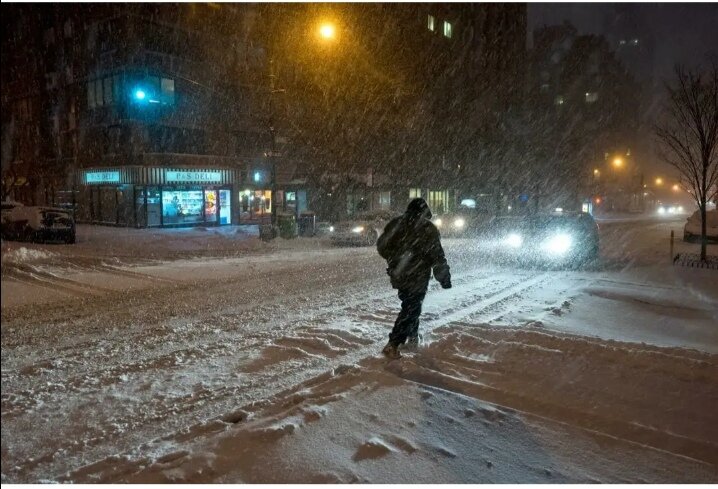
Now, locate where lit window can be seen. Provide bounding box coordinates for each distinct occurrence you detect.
[161,77,175,104]
[427,15,435,32]
[632,38,639,45]
[585,92,599,103]
[554,95,564,106]
[619,39,626,45]
[443,21,452,38]
[540,83,550,93]
[409,188,422,199]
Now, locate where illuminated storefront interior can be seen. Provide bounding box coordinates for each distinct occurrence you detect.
[77,167,235,227]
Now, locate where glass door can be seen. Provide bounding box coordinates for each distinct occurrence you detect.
[219,189,231,225]
[204,189,218,224]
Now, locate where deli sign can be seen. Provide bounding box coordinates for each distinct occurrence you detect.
[85,170,120,184]
[165,170,222,183]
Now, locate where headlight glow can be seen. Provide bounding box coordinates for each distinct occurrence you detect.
[352,226,364,233]
[433,218,442,227]
[544,233,573,254]
[657,206,666,215]
[329,226,334,232]
[505,233,523,248]
[677,206,684,213]
[453,218,465,228]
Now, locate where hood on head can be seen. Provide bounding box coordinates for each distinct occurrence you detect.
[406,198,432,220]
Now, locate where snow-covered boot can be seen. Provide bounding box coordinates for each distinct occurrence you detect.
[402,335,421,352]
[382,342,402,359]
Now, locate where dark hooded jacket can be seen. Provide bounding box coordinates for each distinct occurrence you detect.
[377,198,451,292]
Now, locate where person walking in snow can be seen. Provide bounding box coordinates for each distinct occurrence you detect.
[376,198,452,359]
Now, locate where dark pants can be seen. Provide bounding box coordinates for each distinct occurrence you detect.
[389,289,427,346]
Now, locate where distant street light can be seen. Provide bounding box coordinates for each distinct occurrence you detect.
[655,177,663,186]
[612,157,623,168]
[672,184,680,191]
[593,168,600,176]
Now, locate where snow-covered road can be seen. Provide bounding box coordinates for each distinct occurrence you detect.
[2,217,717,482]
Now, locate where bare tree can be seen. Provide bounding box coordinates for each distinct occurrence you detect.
[656,64,718,261]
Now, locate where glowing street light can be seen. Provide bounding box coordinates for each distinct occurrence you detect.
[319,22,336,40]
[655,177,663,186]
[672,184,680,191]
[593,168,600,176]
[612,157,623,168]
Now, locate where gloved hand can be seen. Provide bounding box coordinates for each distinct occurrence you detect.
[441,280,452,289]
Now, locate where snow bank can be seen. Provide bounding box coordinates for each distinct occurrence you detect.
[2,246,55,263]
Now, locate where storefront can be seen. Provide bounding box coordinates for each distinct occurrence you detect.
[238,188,272,223]
[76,167,236,227]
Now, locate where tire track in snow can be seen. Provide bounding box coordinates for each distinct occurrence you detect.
[2,267,549,482]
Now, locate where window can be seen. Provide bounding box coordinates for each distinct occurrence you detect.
[554,95,565,106]
[103,77,113,105]
[428,190,449,215]
[88,82,96,109]
[409,188,422,199]
[378,191,391,210]
[585,92,599,103]
[162,190,205,225]
[443,21,452,38]
[540,83,550,93]
[161,77,175,105]
[14,98,31,120]
[87,75,122,109]
[94,79,103,107]
[427,15,435,32]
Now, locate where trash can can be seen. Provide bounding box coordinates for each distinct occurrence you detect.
[277,213,298,239]
[298,211,316,237]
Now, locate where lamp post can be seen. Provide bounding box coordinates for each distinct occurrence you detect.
[267,57,286,228]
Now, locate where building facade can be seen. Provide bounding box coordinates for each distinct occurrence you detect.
[3,4,528,225]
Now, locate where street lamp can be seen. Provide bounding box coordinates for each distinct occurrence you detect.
[319,22,336,40]
[655,177,663,186]
[612,157,623,168]
[593,168,600,176]
[672,184,680,191]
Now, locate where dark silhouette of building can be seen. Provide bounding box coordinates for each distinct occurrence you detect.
[3,3,528,224]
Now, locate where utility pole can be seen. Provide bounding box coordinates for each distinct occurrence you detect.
[269,57,278,228]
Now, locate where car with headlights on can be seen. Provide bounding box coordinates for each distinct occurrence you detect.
[329,209,397,246]
[432,207,489,237]
[657,203,686,216]
[491,211,599,266]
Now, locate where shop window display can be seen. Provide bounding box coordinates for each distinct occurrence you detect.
[162,190,204,225]
[204,190,217,221]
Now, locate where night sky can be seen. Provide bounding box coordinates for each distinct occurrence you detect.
[528,3,718,81]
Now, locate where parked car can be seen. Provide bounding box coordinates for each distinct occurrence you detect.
[1,206,76,243]
[683,209,718,243]
[490,211,599,266]
[432,207,491,237]
[329,209,397,246]
[1,201,24,224]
